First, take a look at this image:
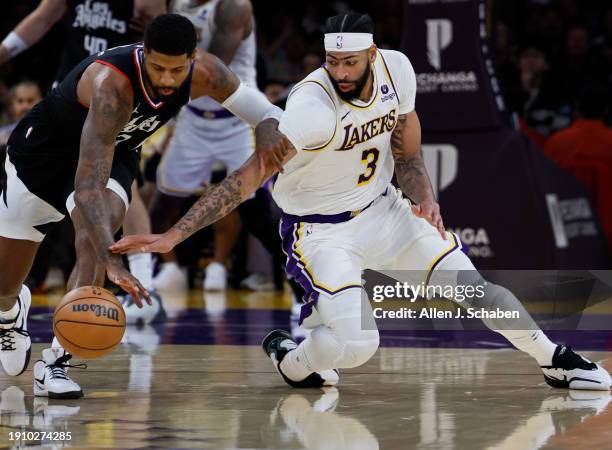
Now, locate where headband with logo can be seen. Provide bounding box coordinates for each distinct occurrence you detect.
[324,33,374,52]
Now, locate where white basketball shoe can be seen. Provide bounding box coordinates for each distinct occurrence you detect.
[203,262,227,291]
[541,345,611,391]
[119,290,166,324]
[0,285,31,376]
[33,348,85,399]
[153,262,188,291]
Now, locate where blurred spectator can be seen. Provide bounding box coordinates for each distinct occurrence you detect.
[544,84,612,170]
[264,80,291,106]
[512,47,571,147]
[544,84,612,250]
[302,51,323,75]
[0,80,42,145]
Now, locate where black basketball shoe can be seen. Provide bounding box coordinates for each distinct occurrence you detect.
[262,329,339,388]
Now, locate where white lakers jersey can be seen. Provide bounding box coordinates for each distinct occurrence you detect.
[173,0,257,110]
[273,49,417,215]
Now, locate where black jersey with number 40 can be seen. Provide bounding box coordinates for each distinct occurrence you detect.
[55,0,136,83]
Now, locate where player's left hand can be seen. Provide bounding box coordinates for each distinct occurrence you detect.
[411,199,447,240]
[255,118,293,174]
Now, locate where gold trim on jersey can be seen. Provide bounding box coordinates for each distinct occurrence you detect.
[424,232,460,286]
[323,64,380,110]
[378,50,400,104]
[288,79,339,152]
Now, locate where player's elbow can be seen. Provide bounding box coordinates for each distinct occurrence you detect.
[73,185,100,211]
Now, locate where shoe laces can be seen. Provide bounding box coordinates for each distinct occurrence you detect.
[48,354,87,380]
[555,346,596,371]
[0,326,30,351]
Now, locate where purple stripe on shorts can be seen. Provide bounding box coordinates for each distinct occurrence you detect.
[280,217,320,325]
[280,216,362,325]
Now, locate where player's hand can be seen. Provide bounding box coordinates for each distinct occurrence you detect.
[105,258,151,308]
[411,199,447,240]
[109,232,178,255]
[255,118,293,174]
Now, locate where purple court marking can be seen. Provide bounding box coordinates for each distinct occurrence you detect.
[29,307,612,351]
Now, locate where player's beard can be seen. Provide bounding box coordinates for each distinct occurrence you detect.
[330,65,372,102]
[142,64,179,101]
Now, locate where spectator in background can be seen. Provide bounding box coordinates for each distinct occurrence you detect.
[544,84,612,169]
[514,47,571,148]
[544,84,612,251]
[0,80,42,145]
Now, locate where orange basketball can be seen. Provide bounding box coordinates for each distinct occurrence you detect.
[53,286,126,359]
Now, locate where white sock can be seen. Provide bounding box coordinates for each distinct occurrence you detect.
[280,343,313,381]
[128,253,155,291]
[498,329,557,366]
[0,301,19,321]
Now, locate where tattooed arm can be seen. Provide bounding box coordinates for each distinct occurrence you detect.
[392,111,446,239]
[110,120,296,254]
[75,65,150,302]
[208,0,253,65]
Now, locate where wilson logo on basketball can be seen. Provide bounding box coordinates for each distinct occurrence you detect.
[72,304,120,321]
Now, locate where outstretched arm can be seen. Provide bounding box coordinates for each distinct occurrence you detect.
[0,0,67,65]
[392,111,445,239]
[110,120,296,254]
[76,66,150,303]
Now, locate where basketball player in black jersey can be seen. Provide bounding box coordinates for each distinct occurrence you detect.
[0,0,166,78]
[1,0,168,322]
[0,13,287,398]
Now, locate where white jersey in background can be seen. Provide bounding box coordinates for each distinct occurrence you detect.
[158,0,258,196]
[173,0,257,111]
[273,49,416,216]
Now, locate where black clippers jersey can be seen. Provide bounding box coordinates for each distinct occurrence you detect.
[8,43,193,213]
[55,0,136,83]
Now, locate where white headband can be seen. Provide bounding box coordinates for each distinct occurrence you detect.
[324,33,373,52]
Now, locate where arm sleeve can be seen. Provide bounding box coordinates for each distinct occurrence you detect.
[278,83,336,151]
[221,83,283,127]
[395,52,417,115]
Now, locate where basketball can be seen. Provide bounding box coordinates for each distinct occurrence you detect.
[53,286,126,359]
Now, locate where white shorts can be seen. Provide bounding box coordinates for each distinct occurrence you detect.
[0,154,129,242]
[280,187,465,321]
[157,107,255,197]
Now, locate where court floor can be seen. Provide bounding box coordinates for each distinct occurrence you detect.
[1,289,612,449]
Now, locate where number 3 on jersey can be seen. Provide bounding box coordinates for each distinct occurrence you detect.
[357,148,380,186]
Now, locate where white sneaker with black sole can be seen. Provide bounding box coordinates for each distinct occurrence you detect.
[541,345,611,391]
[0,285,31,376]
[262,329,339,388]
[33,348,86,399]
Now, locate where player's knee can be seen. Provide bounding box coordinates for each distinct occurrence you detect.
[307,321,379,369]
[339,329,380,368]
[330,320,379,369]
[436,249,476,272]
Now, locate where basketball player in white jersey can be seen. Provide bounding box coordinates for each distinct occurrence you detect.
[150,0,258,291]
[112,13,611,391]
